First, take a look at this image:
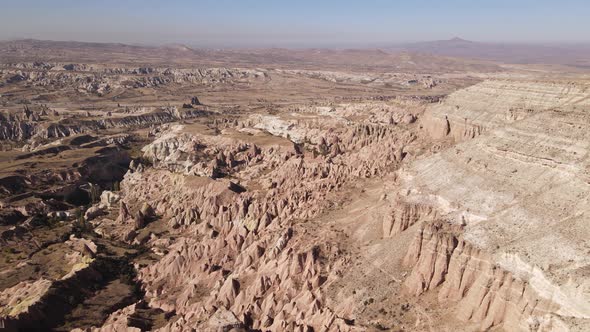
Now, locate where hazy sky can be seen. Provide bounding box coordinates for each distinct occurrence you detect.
[1,0,588,47]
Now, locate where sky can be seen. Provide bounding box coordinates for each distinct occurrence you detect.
[0,0,588,47]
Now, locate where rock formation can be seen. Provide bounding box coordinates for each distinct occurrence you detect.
[2,41,590,332]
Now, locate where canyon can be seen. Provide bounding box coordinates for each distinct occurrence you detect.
[0,39,589,332]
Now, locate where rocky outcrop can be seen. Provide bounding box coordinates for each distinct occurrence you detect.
[422,80,590,141]
[275,69,442,88]
[84,205,105,221]
[0,65,269,96]
[84,102,426,330]
[0,108,210,141]
[0,112,37,140]
[402,221,572,331]
[138,230,348,331]
[382,200,436,238]
[0,237,99,331]
[100,190,120,208]
[0,279,52,321]
[395,98,590,332]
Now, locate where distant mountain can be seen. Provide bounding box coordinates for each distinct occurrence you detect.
[388,38,590,66]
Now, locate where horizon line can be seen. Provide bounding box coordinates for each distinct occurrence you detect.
[3,37,590,50]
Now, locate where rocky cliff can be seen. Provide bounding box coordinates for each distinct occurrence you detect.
[393,80,590,331]
[422,80,590,141]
